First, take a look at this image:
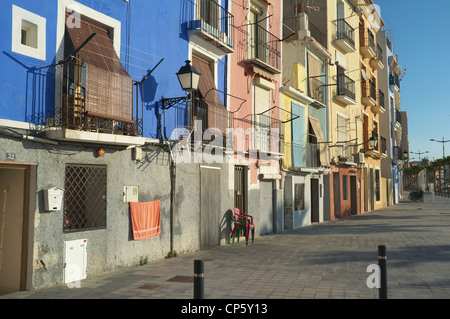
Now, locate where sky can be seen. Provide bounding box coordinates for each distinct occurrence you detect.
[374,0,450,162]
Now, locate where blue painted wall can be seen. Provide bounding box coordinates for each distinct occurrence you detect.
[0,0,201,140]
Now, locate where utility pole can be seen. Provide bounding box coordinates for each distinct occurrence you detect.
[430,137,450,158]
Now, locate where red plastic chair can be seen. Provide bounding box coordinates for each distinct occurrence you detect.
[230,208,255,245]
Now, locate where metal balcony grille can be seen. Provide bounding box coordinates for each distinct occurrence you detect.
[64,164,107,232]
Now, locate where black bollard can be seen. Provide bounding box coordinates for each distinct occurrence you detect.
[194,259,204,299]
[378,245,388,299]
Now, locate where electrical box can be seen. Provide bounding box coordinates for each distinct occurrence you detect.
[123,186,139,203]
[43,187,64,211]
[64,239,87,285]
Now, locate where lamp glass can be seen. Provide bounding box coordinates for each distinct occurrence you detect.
[369,137,377,149]
[176,60,200,91]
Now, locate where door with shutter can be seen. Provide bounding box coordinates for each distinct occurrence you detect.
[259,180,274,235]
[200,167,221,250]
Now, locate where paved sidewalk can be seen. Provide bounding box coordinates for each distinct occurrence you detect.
[2,193,450,300]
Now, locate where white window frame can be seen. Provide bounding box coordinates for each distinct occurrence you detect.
[11,5,46,61]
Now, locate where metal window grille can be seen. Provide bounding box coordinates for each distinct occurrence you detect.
[64,164,107,232]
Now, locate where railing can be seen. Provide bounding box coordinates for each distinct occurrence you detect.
[378,90,385,109]
[335,141,357,159]
[380,136,387,155]
[376,44,383,63]
[390,73,400,89]
[189,0,234,48]
[283,16,327,49]
[286,141,329,169]
[363,80,376,101]
[335,19,355,49]
[248,23,281,71]
[46,60,140,136]
[308,76,326,105]
[396,109,402,124]
[361,31,375,52]
[229,112,281,154]
[337,74,356,101]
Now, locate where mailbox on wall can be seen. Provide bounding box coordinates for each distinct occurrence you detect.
[43,187,64,211]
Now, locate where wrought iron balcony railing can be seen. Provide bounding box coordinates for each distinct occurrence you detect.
[248,23,281,72]
[46,60,141,136]
[335,19,355,49]
[283,16,327,49]
[337,74,356,101]
[229,112,281,154]
[189,0,234,50]
[308,76,326,105]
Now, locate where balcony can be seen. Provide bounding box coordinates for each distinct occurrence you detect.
[333,19,356,53]
[370,44,384,70]
[283,15,327,50]
[244,24,281,74]
[366,134,388,159]
[286,141,329,170]
[361,80,377,107]
[46,60,145,146]
[360,31,376,58]
[229,112,281,155]
[308,76,327,107]
[188,0,234,53]
[372,89,386,114]
[389,73,400,93]
[335,74,356,105]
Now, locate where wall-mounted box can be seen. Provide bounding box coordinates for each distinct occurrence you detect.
[64,239,87,285]
[123,186,139,203]
[43,187,64,211]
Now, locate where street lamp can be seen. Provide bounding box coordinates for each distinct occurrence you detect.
[430,137,450,158]
[160,60,202,141]
[368,136,378,150]
[176,60,201,92]
[410,150,429,161]
[403,150,408,160]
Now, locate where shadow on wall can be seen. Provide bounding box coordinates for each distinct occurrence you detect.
[3,51,55,125]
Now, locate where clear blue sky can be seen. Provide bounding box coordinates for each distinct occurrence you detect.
[374,0,450,162]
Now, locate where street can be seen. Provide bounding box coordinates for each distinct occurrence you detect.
[2,192,450,300]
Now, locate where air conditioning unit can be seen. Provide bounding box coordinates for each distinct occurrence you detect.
[354,153,365,164]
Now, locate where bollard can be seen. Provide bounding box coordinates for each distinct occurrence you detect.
[378,245,388,299]
[194,259,204,299]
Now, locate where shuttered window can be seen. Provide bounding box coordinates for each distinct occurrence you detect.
[65,15,133,122]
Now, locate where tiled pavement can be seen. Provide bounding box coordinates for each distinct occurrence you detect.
[2,192,450,300]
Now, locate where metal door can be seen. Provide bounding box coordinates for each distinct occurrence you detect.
[259,180,274,235]
[200,167,221,250]
[311,178,320,222]
[333,172,341,218]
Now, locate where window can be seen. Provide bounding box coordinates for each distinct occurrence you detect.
[12,5,46,60]
[64,164,107,232]
[342,175,348,200]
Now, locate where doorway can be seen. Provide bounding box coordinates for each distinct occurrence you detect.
[311,178,320,222]
[333,172,341,218]
[350,175,357,215]
[0,164,34,295]
[200,166,221,250]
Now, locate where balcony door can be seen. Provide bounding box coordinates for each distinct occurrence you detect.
[249,3,266,62]
[199,0,219,30]
[291,101,306,168]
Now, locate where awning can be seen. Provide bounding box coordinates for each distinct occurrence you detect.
[192,55,228,134]
[309,116,329,166]
[65,15,133,121]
